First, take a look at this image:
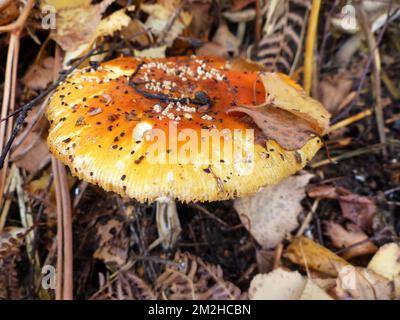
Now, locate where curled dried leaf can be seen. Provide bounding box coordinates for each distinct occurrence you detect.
[227,105,316,150]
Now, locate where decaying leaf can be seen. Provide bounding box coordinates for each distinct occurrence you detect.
[249,268,332,300]
[50,0,115,52]
[62,5,135,66]
[368,243,400,299]
[368,243,400,281]
[228,72,330,151]
[284,236,349,277]
[11,108,50,173]
[260,73,331,134]
[23,57,54,91]
[334,265,393,300]
[93,218,129,268]
[319,73,354,115]
[228,105,316,150]
[308,185,376,231]
[197,23,241,58]
[141,1,192,46]
[325,222,378,260]
[234,172,313,249]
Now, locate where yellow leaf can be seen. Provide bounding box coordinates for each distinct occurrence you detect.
[284,236,349,276]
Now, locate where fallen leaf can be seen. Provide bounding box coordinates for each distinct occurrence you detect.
[319,73,354,115]
[62,5,135,66]
[249,268,306,300]
[368,243,400,281]
[187,0,214,39]
[334,265,393,300]
[325,222,378,259]
[50,0,115,52]
[368,243,400,299]
[23,57,54,91]
[141,1,192,46]
[11,108,50,173]
[308,185,376,231]
[255,249,275,274]
[284,236,349,277]
[234,172,314,249]
[121,18,152,47]
[227,105,316,150]
[261,73,331,135]
[94,218,129,268]
[197,23,241,58]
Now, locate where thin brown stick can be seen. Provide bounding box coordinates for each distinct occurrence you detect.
[0,32,19,209]
[52,157,63,300]
[357,2,387,155]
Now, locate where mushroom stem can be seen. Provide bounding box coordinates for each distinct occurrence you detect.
[152,196,181,250]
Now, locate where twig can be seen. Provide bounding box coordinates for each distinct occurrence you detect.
[189,203,229,228]
[254,0,261,50]
[304,0,322,95]
[357,2,387,155]
[310,140,400,168]
[333,2,395,122]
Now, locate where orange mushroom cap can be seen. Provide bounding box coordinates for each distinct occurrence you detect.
[46,56,329,202]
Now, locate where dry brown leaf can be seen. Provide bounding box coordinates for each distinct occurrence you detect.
[325,222,378,259]
[368,243,400,281]
[63,5,135,66]
[334,265,393,300]
[141,1,192,47]
[187,0,214,39]
[121,19,152,47]
[23,57,54,91]
[11,109,50,173]
[319,73,354,115]
[50,0,115,52]
[261,73,331,135]
[255,249,275,274]
[93,218,129,268]
[284,236,349,277]
[308,185,376,231]
[234,172,314,249]
[368,243,400,298]
[227,106,316,150]
[197,23,241,58]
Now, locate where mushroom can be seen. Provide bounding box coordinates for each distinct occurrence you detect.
[45,56,330,249]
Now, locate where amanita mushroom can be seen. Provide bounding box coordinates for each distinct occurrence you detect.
[46,56,330,249]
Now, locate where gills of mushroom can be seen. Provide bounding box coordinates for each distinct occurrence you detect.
[45,56,331,250]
